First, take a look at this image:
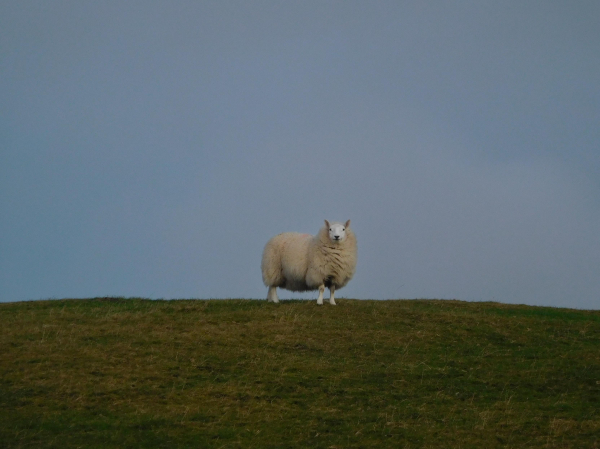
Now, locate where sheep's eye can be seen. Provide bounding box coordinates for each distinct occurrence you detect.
[342,228,345,231]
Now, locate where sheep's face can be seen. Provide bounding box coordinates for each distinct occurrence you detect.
[327,222,348,243]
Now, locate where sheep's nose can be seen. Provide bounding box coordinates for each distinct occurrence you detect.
[334,236,340,240]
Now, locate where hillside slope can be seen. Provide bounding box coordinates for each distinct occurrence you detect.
[1,298,599,448]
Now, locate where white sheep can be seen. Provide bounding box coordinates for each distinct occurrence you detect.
[261,220,357,305]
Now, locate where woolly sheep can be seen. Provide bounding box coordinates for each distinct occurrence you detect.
[261,220,357,305]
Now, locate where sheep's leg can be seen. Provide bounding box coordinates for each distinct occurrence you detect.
[329,285,336,305]
[316,285,325,305]
[267,286,279,303]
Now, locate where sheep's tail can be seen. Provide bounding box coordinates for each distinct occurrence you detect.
[261,237,284,287]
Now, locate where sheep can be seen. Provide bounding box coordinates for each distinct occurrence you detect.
[261,220,357,305]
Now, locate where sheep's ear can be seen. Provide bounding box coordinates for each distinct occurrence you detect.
[324,219,330,228]
[345,220,351,228]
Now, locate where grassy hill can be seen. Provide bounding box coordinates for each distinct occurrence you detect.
[1,298,599,448]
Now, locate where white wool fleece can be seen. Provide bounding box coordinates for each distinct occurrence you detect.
[261,220,357,305]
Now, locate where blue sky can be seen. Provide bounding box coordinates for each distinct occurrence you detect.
[1,1,599,308]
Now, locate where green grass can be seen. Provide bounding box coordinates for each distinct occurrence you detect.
[1,298,599,448]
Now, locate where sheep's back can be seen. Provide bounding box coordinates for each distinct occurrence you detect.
[262,232,313,290]
[279,233,312,280]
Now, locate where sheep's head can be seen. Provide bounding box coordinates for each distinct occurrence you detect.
[325,219,351,243]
